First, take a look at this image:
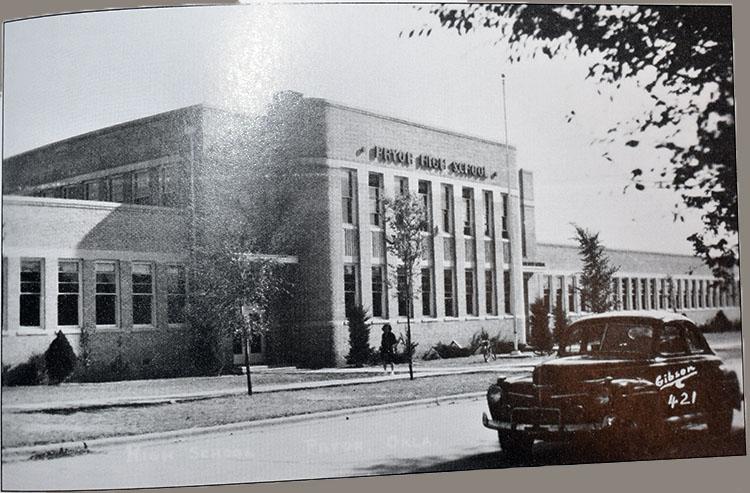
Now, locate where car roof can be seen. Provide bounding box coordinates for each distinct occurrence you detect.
[571,310,694,325]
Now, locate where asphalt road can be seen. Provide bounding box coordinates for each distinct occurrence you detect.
[2,389,745,491]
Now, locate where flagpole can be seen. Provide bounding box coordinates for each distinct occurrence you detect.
[502,74,519,354]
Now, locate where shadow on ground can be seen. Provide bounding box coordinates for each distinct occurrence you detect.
[354,428,746,476]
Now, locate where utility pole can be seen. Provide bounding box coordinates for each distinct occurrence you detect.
[502,74,520,354]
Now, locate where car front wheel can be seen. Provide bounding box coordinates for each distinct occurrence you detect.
[498,432,534,460]
[707,407,733,437]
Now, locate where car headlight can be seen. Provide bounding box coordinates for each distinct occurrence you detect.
[487,385,504,406]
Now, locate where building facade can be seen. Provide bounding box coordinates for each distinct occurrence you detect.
[2,91,740,372]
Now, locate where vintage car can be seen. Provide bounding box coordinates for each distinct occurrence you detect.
[482,311,743,457]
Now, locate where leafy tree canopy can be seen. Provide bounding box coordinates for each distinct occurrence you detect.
[420,4,736,280]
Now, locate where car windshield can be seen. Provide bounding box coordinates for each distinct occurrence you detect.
[560,320,655,356]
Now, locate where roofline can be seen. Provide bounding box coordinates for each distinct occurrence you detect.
[305,94,518,151]
[536,242,701,260]
[3,104,207,160]
[572,310,693,324]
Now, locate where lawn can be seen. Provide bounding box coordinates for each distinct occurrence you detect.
[1,372,497,449]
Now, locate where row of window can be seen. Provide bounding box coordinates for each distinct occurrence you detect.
[344,264,512,319]
[341,171,509,238]
[13,259,186,330]
[31,164,184,208]
[541,274,739,313]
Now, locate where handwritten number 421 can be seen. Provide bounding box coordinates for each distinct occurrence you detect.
[668,391,697,409]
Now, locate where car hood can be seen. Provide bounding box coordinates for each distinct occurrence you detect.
[531,354,647,386]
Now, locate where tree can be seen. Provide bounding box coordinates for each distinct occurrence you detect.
[383,192,435,380]
[44,331,76,384]
[529,298,552,352]
[552,302,568,347]
[574,225,619,313]
[346,304,373,367]
[188,244,289,395]
[419,5,737,281]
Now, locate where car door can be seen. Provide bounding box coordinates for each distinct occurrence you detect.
[651,323,702,420]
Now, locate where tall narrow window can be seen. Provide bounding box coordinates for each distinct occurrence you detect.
[444,268,456,317]
[132,263,154,325]
[568,280,575,312]
[651,279,658,310]
[95,262,118,326]
[484,191,494,237]
[462,188,474,236]
[418,181,432,230]
[369,174,383,226]
[441,184,453,233]
[630,278,638,310]
[162,165,181,207]
[57,260,80,326]
[485,269,496,315]
[20,259,43,327]
[556,276,564,310]
[396,176,408,196]
[503,270,512,314]
[543,276,551,311]
[341,170,356,224]
[84,181,100,201]
[110,175,125,203]
[465,269,476,315]
[501,194,509,239]
[421,267,433,317]
[167,265,186,324]
[371,266,385,318]
[397,267,410,317]
[133,170,151,205]
[344,265,358,313]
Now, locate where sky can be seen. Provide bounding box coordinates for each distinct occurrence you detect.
[2,3,720,255]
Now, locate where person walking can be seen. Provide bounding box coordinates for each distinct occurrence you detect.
[380,324,397,375]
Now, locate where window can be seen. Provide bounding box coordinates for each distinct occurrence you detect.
[483,191,494,237]
[344,265,358,313]
[630,278,637,310]
[95,262,118,326]
[110,175,125,202]
[685,325,711,354]
[341,170,356,224]
[84,181,101,201]
[133,170,151,205]
[444,268,456,317]
[641,279,648,310]
[441,184,454,233]
[465,269,476,315]
[568,280,575,312]
[658,324,689,356]
[63,184,83,200]
[418,181,432,230]
[397,267,410,317]
[697,281,704,308]
[543,276,551,311]
[651,279,658,310]
[462,188,474,236]
[421,268,433,317]
[369,174,383,227]
[166,265,186,324]
[20,259,43,327]
[57,261,80,326]
[162,165,181,207]
[556,276,564,310]
[486,269,496,315]
[132,263,154,325]
[503,270,512,314]
[371,266,385,318]
[501,194,509,239]
[396,176,408,196]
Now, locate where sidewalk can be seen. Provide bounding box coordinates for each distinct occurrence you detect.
[3,355,543,414]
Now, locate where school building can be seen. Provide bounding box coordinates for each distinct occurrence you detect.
[1,91,740,372]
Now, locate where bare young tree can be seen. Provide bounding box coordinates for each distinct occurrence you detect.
[383,192,436,380]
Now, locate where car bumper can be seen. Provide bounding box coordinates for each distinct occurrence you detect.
[482,412,611,438]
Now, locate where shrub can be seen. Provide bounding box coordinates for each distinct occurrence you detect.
[45,331,77,384]
[3,354,47,386]
[552,303,569,346]
[699,310,741,333]
[393,334,418,364]
[345,304,373,367]
[69,355,134,383]
[529,297,553,352]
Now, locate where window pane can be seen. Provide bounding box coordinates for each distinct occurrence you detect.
[96,295,116,325]
[58,261,80,325]
[20,294,41,326]
[133,295,152,325]
[58,295,79,325]
[465,269,475,315]
[133,171,151,204]
[20,260,42,326]
[344,265,357,312]
[372,266,384,318]
[485,269,495,315]
[421,268,432,317]
[444,269,454,317]
[168,297,186,324]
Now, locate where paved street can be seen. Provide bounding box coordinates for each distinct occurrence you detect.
[2,391,745,491]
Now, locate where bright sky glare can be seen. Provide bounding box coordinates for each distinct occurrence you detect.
[2,4,716,255]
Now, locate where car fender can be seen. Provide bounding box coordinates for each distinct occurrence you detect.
[603,377,664,426]
[717,367,743,410]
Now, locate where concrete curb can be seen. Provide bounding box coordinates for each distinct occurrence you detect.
[4,367,531,413]
[1,391,486,463]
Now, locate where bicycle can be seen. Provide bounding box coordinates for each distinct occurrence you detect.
[478,338,497,362]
